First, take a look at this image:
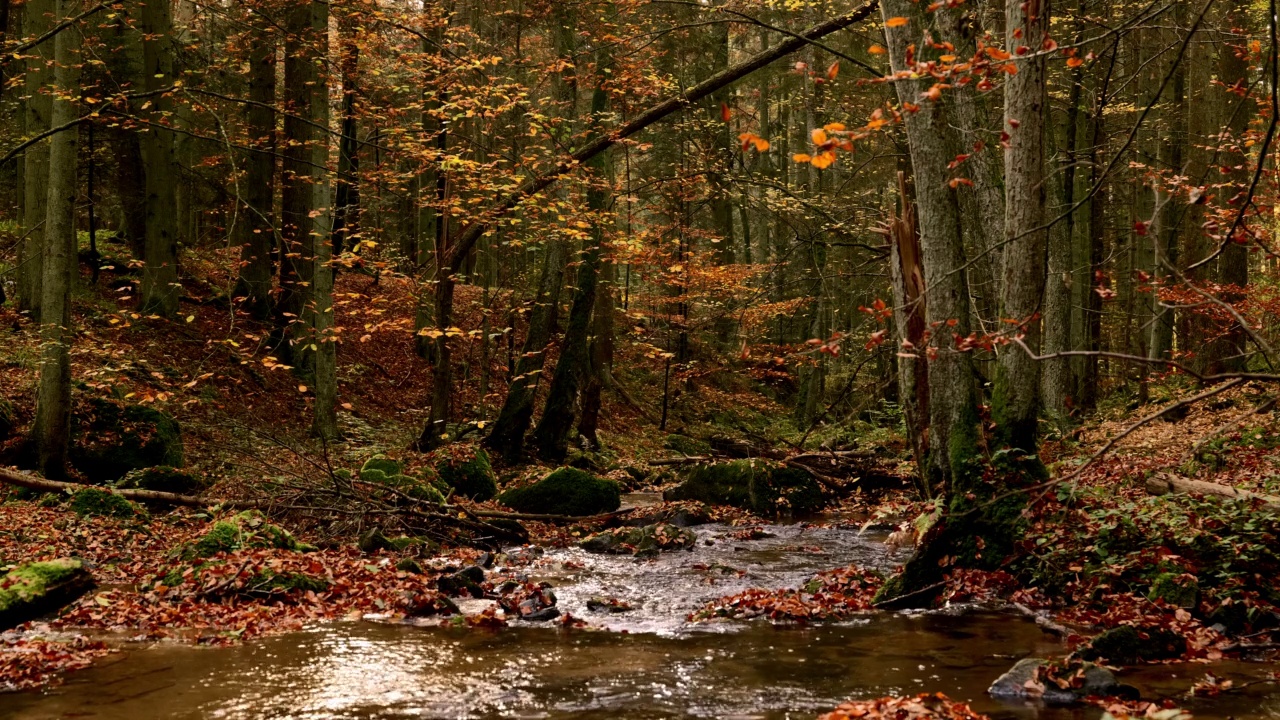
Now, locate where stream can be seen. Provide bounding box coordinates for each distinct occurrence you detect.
[4,511,1279,719]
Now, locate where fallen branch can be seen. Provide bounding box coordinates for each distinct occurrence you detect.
[1145,471,1280,506]
[0,466,259,509]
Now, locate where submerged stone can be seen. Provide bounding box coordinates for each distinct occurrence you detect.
[498,467,621,516]
[0,558,95,629]
[580,523,696,557]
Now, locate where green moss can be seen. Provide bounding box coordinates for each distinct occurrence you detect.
[1148,572,1198,608]
[160,561,327,597]
[117,465,211,495]
[395,558,425,574]
[498,467,621,516]
[182,510,313,559]
[1082,625,1185,664]
[663,434,711,456]
[69,397,184,482]
[664,460,824,516]
[0,559,94,628]
[69,488,139,519]
[360,455,447,503]
[435,449,498,502]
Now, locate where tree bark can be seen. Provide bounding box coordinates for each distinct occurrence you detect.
[17,0,54,318]
[233,28,278,320]
[993,0,1050,454]
[308,0,335,440]
[32,0,80,479]
[138,0,181,317]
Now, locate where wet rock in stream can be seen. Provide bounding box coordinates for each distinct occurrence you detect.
[988,658,1138,705]
[436,566,487,597]
[579,523,696,557]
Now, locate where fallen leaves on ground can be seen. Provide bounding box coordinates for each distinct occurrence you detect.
[691,564,882,622]
[0,637,113,691]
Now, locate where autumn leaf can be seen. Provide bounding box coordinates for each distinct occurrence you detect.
[793,153,812,163]
[868,44,886,55]
[811,128,828,145]
[810,151,836,169]
[1067,56,1084,68]
[720,102,731,122]
[885,16,908,28]
[826,61,839,80]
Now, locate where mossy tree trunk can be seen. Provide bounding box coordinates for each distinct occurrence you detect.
[875,0,1027,606]
[32,0,80,479]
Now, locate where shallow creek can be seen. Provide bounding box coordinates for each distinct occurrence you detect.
[4,510,1279,719]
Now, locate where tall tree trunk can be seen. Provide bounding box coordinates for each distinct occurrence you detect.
[875,0,1000,606]
[530,75,610,463]
[1148,4,1185,364]
[18,0,54,318]
[32,0,80,478]
[308,0,335,440]
[277,0,322,366]
[233,29,278,320]
[577,254,615,449]
[482,240,568,462]
[993,0,1050,455]
[138,0,181,317]
[1043,15,1085,424]
[886,169,931,495]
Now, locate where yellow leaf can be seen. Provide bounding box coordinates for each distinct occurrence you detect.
[185,315,195,323]
[885,16,909,28]
[298,384,308,393]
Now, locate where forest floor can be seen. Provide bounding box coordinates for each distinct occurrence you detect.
[2,251,1279,718]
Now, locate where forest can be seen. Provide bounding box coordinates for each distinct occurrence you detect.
[1,0,1280,717]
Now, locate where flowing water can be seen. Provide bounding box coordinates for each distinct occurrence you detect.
[4,512,1279,720]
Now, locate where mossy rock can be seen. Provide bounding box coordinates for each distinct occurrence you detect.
[182,510,313,559]
[498,467,621,516]
[117,465,211,496]
[662,434,711,457]
[69,397,184,482]
[0,558,95,629]
[435,449,498,502]
[69,488,140,519]
[664,460,824,517]
[357,528,430,554]
[1080,625,1185,664]
[1148,572,1198,609]
[359,455,447,504]
[161,561,327,598]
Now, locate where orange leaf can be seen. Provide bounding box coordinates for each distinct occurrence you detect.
[824,122,847,132]
[1066,56,1084,68]
[810,151,836,169]
[753,137,770,152]
[826,61,839,80]
[868,44,887,55]
[793,153,812,163]
[885,16,908,28]
[720,102,731,122]
[811,128,828,145]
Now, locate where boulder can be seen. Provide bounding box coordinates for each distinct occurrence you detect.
[1080,625,1185,664]
[182,510,314,559]
[498,467,621,516]
[117,465,211,496]
[69,397,184,483]
[437,565,486,597]
[988,658,1136,705]
[664,460,824,516]
[0,559,95,629]
[662,434,711,456]
[580,523,696,558]
[69,488,140,519]
[357,528,430,554]
[435,449,498,502]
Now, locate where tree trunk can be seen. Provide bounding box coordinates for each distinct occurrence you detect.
[886,170,931,496]
[32,0,80,478]
[233,29,278,320]
[993,0,1050,454]
[138,0,181,317]
[577,254,615,449]
[530,75,610,463]
[308,0,335,440]
[482,240,568,462]
[277,0,321,366]
[18,0,54,318]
